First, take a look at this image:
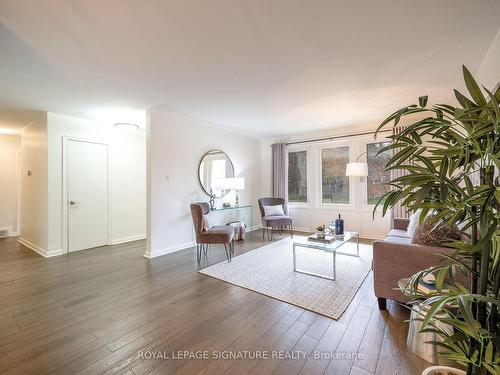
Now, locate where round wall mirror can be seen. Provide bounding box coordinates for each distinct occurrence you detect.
[198,150,235,197]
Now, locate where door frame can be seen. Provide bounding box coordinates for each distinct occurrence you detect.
[62,136,111,254]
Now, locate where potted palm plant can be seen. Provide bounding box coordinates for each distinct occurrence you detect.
[374,66,499,375]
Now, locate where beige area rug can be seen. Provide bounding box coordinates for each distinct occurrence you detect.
[199,236,373,319]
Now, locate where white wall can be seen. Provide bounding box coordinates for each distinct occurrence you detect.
[261,123,391,239]
[46,112,147,254]
[109,130,147,244]
[147,109,262,258]
[19,113,49,254]
[477,28,500,90]
[0,134,21,236]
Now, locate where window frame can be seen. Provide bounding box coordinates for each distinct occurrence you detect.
[318,143,354,210]
[287,146,310,208]
[361,137,392,211]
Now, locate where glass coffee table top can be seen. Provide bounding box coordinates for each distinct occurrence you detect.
[292,231,358,252]
[292,231,359,280]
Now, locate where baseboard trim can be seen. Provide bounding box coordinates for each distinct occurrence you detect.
[142,226,383,259]
[363,235,386,240]
[18,238,64,257]
[111,234,146,245]
[48,248,64,257]
[19,237,47,257]
[258,226,309,233]
[0,226,13,238]
[291,226,311,233]
[9,232,19,237]
[144,227,262,259]
[144,241,196,259]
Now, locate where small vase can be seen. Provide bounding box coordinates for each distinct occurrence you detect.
[422,366,465,375]
[335,214,344,235]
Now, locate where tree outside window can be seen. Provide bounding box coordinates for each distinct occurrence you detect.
[366,142,391,204]
[321,147,349,204]
[288,151,307,203]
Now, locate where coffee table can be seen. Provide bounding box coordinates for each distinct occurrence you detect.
[292,231,359,280]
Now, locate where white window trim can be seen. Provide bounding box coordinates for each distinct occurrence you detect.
[318,143,354,210]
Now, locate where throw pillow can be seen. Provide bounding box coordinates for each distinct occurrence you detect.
[411,220,461,246]
[406,209,422,237]
[263,205,285,217]
[202,216,210,231]
[202,212,215,231]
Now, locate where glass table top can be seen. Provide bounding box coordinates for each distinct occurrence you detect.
[292,231,358,252]
[211,204,252,211]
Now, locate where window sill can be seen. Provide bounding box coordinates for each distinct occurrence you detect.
[289,203,310,210]
[318,204,354,211]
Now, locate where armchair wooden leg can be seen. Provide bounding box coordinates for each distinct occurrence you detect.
[377,297,387,310]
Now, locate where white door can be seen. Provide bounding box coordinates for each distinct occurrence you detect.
[67,140,109,252]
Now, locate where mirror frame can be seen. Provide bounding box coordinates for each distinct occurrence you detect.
[197,150,235,197]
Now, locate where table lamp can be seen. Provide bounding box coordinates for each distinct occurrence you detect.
[223,177,245,206]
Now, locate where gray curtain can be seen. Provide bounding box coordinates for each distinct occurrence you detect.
[271,143,288,202]
[390,125,410,225]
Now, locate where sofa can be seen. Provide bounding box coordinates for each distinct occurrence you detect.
[373,218,457,310]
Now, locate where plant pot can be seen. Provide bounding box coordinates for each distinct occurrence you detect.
[422,366,465,375]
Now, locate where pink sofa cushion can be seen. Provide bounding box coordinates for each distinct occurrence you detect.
[384,235,411,244]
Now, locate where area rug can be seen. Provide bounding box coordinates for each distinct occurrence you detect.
[199,236,373,319]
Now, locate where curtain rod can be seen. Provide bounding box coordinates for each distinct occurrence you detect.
[281,129,392,146]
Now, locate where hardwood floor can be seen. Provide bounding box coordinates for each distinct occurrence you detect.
[0,231,430,374]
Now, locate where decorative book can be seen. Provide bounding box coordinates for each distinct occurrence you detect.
[308,234,335,244]
[417,280,449,294]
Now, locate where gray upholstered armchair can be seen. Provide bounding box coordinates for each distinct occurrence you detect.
[258,197,294,241]
[190,202,235,262]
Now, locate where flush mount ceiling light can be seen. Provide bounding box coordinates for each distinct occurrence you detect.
[113,122,140,130]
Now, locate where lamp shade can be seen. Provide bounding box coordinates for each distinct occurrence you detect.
[346,162,368,177]
[212,178,227,189]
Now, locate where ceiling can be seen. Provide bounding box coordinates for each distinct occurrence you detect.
[0,0,499,137]
[0,108,42,134]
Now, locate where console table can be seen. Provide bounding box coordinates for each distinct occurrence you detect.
[207,205,253,231]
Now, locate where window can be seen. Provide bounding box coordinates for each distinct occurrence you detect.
[211,159,226,195]
[288,151,307,203]
[321,147,349,204]
[367,142,391,204]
